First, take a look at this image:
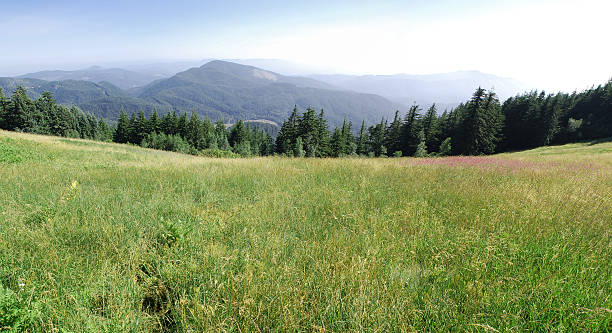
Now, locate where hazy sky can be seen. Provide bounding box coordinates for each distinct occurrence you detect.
[1,0,610,92]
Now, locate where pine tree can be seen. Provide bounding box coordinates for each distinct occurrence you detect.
[367,119,387,157]
[293,136,305,157]
[464,88,503,155]
[299,107,318,157]
[316,110,330,157]
[177,113,189,139]
[329,127,343,157]
[355,120,367,156]
[161,111,179,135]
[422,104,440,153]
[114,109,130,143]
[414,130,427,157]
[439,137,452,156]
[187,112,203,149]
[400,105,422,156]
[385,110,403,155]
[96,118,112,141]
[275,105,301,155]
[0,88,6,130]
[34,92,56,134]
[229,120,248,147]
[5,86,34,131]
[215,120,230,150]
[342,120,355,155]
[149,109,160,134]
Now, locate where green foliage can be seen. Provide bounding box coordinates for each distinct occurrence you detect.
[0,139,25,164]
[439,137,452,156]
[0,284,39,331]
[141,132,196,155]
[198,148,240,158]
[293,136,305,157]
[567,118,583,133]
[414,130,427,157]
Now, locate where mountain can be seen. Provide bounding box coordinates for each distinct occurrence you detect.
[137,60,398,125]
[1,61,400,126]
[311,71,528,111]
[0,78,169,118]
[19,66,162,90]
[223,59,332,76]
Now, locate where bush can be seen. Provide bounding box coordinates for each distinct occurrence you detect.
[233,141,253,157]
[199,148,240,158]
[439,137,452,156]
[393,151,402,157]
[141,133,196,155]
[0,284,39,331]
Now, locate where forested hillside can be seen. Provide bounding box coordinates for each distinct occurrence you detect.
[2,61,401,127]
[137,60,398,125]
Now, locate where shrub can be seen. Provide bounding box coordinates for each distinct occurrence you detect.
[0,284,39,331]
[141,133,196,155]
[199,148,239,158]
[439,137,452,156]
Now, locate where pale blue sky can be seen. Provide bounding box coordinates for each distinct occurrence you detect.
[1,0,610,92]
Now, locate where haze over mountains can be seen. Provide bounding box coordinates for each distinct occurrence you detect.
[2,59,528,126]
[311,71,527,111]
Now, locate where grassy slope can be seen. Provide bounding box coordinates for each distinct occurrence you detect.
[0,130,610,332]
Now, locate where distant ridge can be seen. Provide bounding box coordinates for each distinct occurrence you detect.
[2,61,401,126]
[136,60,399,125]
[311,71,527,111]
[19,67,163,90]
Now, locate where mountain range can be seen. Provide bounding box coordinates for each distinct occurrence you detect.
[1,59,528,127]
[310,71,527,111]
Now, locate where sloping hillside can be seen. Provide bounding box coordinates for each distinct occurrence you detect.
[138,60,399,125]
[0,130,609,332]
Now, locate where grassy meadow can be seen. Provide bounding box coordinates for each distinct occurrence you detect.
[0,129,610,332]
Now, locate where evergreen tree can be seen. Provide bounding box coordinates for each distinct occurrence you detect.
[187,112,204,149]
[177,112,189,139]
[34,92,56,134]
[293,136,305,157]
[229,120,248,147]
[299,107,319,157]
[355,120,367,156]
[0,88,6,130]
[439,137,452,156]
[215,120,230,150]
[464,88,502,155]
[414,130,427,157]
[114,109,131,143]
[149,109,160,134]
[400,105,422,156]
[5,86,34,131]
[385,110,403,155]
[161,111,179,135]
[422,104,440,153]
[96,118,112,141]
[367,119,387,157]
[316,110,330,157]
[329,127,343,157]
[275,105,300,154]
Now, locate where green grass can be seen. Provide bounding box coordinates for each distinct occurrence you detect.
[0,130,610,332]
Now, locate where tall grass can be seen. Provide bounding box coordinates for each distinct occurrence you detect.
[0,130,610,332]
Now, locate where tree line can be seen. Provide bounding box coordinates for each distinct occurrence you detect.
[276,80,612,157]
[0,86,274,156]
[275,87,504,157]
[1,79,611,157]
